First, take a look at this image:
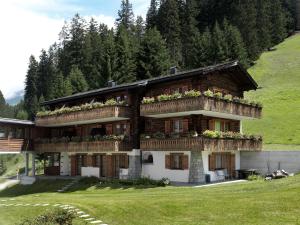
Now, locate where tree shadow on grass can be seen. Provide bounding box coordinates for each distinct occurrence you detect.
[0,180,70,197]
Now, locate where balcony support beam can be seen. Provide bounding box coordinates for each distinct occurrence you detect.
[25,152,29,176]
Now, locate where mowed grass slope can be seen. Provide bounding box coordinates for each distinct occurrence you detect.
[1,177,300,225]
[244,34,300,149]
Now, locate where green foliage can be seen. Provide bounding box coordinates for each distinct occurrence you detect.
[184,90,201,98]
[137,27,170,80]
[202,130,262,140]
[68,65,88,93]
[203,89,213,97]
[19,208,75,225]
[248,175,263,181]
[141,97,155,104]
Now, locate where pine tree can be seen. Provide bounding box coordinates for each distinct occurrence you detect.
[52,72,66,98]
[114,25,137,84]
[234,0,259,60]
[24,56,39,120]
[157,0,182,66]
[190,28,213,68]
[37,49,56,100]
[68,66,88,93]
[100,26,116,83]
[15,110,29,120]
[116,0,134,30]
[211,22,227,64]
[134,16,145,44]
[63,77,73,96]
[0,90,5,109]
[83,18,104,89]
[270,0,287,45]
[223,20,248,67]
[146,0,159,29]
[137,28,170,80]
[181,0,200,68]
[256,0,272,51]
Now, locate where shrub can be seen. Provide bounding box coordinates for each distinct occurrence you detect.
[184,90,201,98]
[157,94,171,102]
[153,132,166,139]
[19,208,75,225]
[213,92,223,100]
[203,130,219,139]
[223,94,233,102]
[203,89,213,97]
[105,98,118,106]
[79,176,100,185]
[142,97,155,104]
[70,136,81,142]
[247,175,262,181]
[170,92,182,100]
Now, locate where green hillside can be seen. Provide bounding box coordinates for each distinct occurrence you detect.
[244,34,300,150]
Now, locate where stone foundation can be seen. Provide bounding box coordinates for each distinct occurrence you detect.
[128,149,142,179]
[189,151,205,183]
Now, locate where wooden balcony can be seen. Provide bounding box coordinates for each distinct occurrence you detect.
[34,140,132,153]
[140,137,262,152]
[0,138,31,153]
[140,96,262,120]
[35,106,132,127]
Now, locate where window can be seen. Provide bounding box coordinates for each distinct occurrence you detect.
[118,155,128,169]
[0,128,5,138]
[211,120,231,132]
[166,154,189,170]
[172,154,182,169]
[173,120,183,133]
[115,124,127,135]
[142,152,153,164]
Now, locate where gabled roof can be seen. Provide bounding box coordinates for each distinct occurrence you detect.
[0,117,35,126]
[42,61,258,106]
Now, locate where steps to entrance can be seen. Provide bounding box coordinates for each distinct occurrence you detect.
[57,178,79,193]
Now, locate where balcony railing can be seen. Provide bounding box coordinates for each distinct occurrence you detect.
[34,140,132,153]
[0,138,31,153]
[140,137,262,152]
[35,106,132,127]
[140,96,262,119]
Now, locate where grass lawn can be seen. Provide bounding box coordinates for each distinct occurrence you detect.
[1,177,300,225]
[244,34,300,149]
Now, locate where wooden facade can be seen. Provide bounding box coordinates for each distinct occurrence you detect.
[140,137,262,152]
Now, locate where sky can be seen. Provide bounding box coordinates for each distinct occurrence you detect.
[0,0,150,99]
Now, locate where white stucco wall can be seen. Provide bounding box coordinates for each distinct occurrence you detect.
[60,152,70,176]
[141,151,190,182]
[81,167,100,178]
[202,151,240,182]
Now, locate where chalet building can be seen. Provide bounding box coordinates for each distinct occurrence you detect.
[0,61,262,183]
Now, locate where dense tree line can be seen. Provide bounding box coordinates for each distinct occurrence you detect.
[0,90,28,120]
[22,0,295,119]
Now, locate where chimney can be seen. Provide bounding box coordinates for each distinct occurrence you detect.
[107,80,117,87]
[170,66,177,75]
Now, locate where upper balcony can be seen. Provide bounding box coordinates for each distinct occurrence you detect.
[34,136,132,153]
[140,131,262,152]
[35,100,132,127]
[0,138,32,153]
[140,91,262,120]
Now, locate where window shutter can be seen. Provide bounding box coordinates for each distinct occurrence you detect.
[182,119,189,133]
[165,120,171,134]
[182,155,189,170]
[209,120,215,131]
[70,155,77,176]
[230,154,235,177]
[124,155,129,169]
[208,154,216,171]
[106,124,113,135]
[165,155,171,169]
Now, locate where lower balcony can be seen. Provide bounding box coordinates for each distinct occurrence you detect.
[0,138,32,153]
[140,137,262,152]
[34,140,132,153]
